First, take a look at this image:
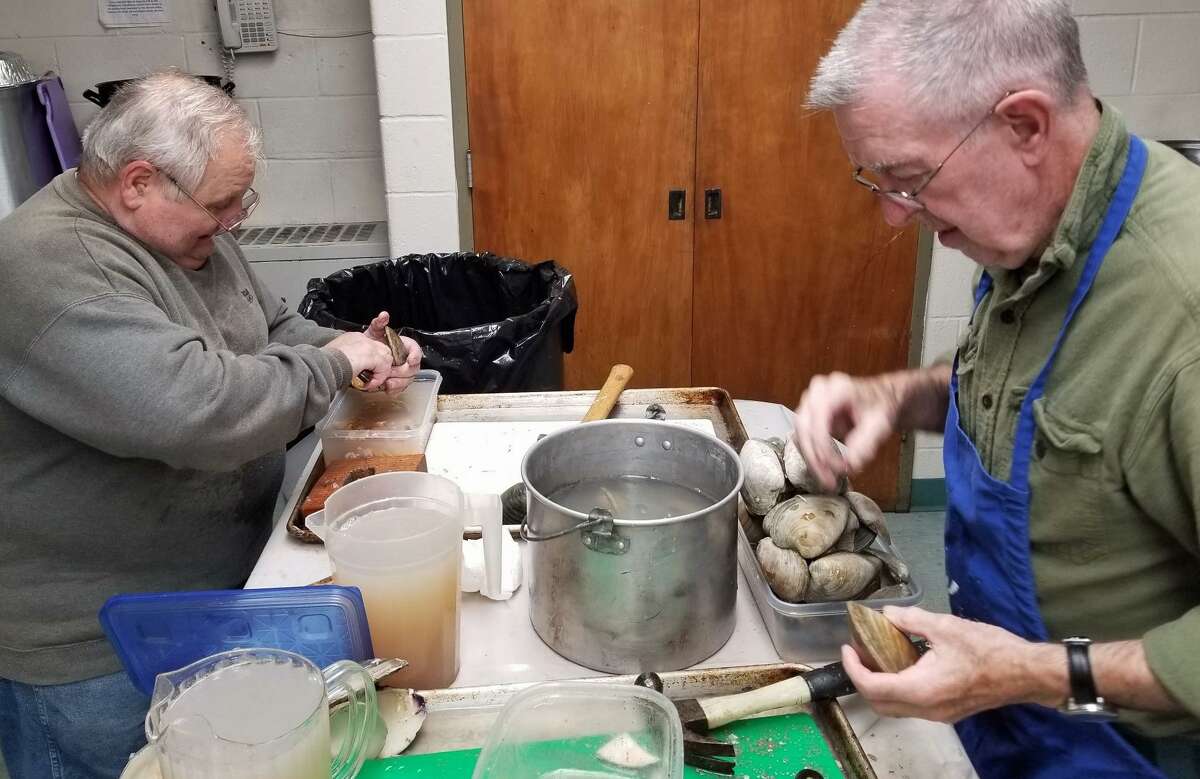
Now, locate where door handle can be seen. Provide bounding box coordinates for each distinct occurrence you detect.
[705,188,722,219]
[668,189,686,220]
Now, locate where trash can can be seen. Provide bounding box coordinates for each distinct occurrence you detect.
[299,252,577,394]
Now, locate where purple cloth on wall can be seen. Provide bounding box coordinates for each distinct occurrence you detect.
[36,76,82,171]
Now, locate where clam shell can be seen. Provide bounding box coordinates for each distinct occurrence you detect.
[738,497,767,545]
[763,494,850,559]
[847,491,891,546]
[784,436,848,495]
[756,538,810,602]
[740,439,787,515]
[806,552,883,602]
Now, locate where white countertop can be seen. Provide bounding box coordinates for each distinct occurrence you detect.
[248,399,975,778]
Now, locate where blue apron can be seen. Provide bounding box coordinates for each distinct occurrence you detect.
[943,135,1166,779]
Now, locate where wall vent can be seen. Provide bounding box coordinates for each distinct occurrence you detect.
[237,221,389,262]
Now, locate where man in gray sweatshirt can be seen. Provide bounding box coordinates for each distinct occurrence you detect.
[0,72,422,778]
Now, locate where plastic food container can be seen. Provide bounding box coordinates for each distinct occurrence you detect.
[99,585,374,695]
[471,681,684,779]
[318,369,442,465]
[738,524,924,662]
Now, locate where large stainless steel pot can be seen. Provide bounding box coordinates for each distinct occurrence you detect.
[520,420,743,673]
[0,52,56,219]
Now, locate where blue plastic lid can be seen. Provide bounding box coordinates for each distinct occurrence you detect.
[99,585,374,695]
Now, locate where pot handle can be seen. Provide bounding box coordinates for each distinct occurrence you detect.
[522,508,629,555]
[521,507,610,542]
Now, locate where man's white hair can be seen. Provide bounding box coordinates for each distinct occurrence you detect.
[807,0,1089,125]
[79,69,262,194]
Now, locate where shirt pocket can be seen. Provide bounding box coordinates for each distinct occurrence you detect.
[1032,399,1104,476]
[1029,398,1113,563]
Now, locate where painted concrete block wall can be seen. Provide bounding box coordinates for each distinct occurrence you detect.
[369,0,461,256]
[913,0,1200,479]
[0,0,386,227]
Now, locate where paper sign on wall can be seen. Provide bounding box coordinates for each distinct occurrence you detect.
[99,0,169,28]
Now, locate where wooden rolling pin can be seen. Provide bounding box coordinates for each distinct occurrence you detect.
[499,363,634,524]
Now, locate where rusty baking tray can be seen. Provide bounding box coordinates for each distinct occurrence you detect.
[286,387,750,543]
[375,662,875,778]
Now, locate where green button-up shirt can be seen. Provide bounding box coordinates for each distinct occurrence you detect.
[957,103,1200,738]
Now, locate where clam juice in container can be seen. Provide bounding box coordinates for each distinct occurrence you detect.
[318,472,466,690]
[142,648,379,779]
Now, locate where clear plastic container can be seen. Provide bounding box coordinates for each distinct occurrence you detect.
[472,681,684,779]
[738,524,924,662]
[318,370,442,465]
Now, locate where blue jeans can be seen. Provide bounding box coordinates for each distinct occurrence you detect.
[0,672,148,779]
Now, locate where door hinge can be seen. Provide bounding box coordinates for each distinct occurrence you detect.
[465,148,474,190]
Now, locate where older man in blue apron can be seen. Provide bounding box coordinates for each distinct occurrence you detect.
[794,2,1200,777]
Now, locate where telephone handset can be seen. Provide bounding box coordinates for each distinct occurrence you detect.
[216,0,278,53]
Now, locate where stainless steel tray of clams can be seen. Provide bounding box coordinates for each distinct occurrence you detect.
[737,437,924,662]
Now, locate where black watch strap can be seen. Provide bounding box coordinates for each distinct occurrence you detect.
[1061,637,1117,720]
[1066,638,1099,704]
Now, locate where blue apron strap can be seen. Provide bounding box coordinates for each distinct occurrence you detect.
[1008,136,1148,491]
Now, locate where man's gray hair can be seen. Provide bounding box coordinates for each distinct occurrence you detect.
[807,0,1089,124]
[79,70,262,193]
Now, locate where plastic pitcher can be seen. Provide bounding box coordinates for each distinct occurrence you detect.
[308,472,500,689]
[144,648,378,779]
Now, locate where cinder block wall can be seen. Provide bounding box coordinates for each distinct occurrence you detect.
[369,0,460,256]
[0,0,386,228]
[914,0,1200,481]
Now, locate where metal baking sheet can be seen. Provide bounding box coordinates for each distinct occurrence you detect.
[286,387,750,543]
[386,662,875,778]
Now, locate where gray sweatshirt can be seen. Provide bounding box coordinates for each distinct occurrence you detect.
[0,171,353,684]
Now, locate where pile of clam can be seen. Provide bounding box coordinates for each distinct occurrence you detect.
[739,437,913,604]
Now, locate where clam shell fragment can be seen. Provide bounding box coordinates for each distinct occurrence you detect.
[866,583,914,600]
[865,546,911,584]
[806,552,883,603]
[764,495,850,559]
[740,439,787,515]
[756,538,810,602]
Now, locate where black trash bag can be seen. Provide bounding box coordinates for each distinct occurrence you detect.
[298,252,577,394]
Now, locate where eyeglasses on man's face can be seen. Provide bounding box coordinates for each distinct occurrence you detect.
[851,95,1008,211]
[159,169,259,234]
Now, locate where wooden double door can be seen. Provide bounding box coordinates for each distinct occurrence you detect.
[461,0,920,507]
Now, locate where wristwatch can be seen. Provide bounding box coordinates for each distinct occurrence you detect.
[1059,636,1119,721]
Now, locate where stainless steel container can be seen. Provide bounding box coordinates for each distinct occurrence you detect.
[0,52,56,219]
[521,420,743,673]
[738,524,924,662]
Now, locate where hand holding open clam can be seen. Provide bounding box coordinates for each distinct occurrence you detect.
[739,437,913,604]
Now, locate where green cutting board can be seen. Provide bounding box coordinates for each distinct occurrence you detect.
[359,711,845,778]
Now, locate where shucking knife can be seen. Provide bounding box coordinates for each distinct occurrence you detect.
[351,324,410,391]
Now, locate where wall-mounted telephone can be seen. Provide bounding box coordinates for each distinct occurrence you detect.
[216,0,278,52]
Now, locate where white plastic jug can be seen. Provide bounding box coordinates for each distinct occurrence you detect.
[308,472,504,689]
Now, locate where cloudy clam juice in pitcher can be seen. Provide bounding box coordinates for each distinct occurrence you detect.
[141,647,396,779]
[325,475,464,690]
